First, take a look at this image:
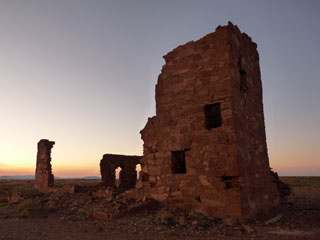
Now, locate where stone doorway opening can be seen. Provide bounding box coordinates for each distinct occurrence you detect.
[136,164,141,179]
[115,167,122,187]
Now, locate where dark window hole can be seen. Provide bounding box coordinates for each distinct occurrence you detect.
[171,150,189,174]
[221,176,237,190]
[221,176,235,181]
[204,103,222,130]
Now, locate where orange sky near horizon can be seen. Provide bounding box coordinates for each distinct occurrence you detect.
[0,160,143,178]
[1,142,319,177]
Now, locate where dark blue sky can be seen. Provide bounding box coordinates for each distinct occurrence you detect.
[0,0,319,176]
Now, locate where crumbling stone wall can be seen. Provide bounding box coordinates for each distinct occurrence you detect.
[138,22,279,221]
[100,154,141,190]
[35,139,55,192]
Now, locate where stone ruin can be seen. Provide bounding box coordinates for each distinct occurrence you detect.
[136,22,279,221]
[34,22,285,221]
[35,139,55,192]
[100,154,141,190]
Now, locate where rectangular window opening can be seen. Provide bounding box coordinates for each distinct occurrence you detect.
[171,150,187,174]
[204,103,222,130]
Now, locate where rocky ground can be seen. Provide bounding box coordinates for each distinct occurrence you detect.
[0,177,319,240]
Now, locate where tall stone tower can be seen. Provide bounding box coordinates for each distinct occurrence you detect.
[35,139,55,192]
[139,22,279,220]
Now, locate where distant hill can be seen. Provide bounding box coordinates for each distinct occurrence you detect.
[0,175,100,180]
[82,176,101,179]
[0,175,35,180]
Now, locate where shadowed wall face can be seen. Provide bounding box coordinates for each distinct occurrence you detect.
[100,154,141,190]
[35,139,55,192]
[139,22,279,220]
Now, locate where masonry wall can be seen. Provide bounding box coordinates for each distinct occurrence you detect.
[138,22,279,220]
[100,154,141,190]
[35,139,55,192]
[227,25,279,218]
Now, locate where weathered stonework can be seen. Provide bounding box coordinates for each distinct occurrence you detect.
[35,139,55,192]
[138,22,279,221]
[100,154,141,190]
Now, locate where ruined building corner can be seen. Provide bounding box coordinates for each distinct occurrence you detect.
[138,22,280,221]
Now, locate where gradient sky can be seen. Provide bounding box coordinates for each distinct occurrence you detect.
[0,0,319,177]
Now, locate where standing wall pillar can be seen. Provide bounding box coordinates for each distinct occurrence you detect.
[35,139,55,192]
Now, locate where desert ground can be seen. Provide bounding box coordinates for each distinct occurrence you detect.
[0,177,319,240]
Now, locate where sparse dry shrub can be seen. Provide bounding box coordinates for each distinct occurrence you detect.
[167,229,175,235]
[95,222,104,232]
[46,199,57,211]
[12,184,40,197]
[50,191,68,199]
[188,212,212,230]
[116,219,125,225]
[156,209,176,225]
[77,208,90,218]
[0,194,8,206]
[76,198,85,205]
[16,198,42,217]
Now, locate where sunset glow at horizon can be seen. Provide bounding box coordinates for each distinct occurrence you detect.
[1,1,319,177]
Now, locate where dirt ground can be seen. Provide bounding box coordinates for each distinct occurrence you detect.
[0,177,319,240]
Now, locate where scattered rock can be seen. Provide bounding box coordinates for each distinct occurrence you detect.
[179,215,187,226]
[223,217,238,227]
[241,223,254,234]
[192,221,198,227]
[155,226,162,231]
[92,210,108,220]
[264,213,283,225]
[150,193,168,202]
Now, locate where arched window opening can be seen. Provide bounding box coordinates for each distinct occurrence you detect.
[136,164,141,179]
[115,167,122,187]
